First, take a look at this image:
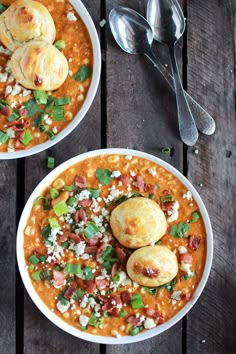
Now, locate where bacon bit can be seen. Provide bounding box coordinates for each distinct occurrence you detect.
[34,75,43,86]
[74,175,87,188]
[144,184,155,193]
[89,235,99,246]
[189,235,201,251]
[127,315,143,326]
[111,262,119,277]
[33,248,43,257]
[64,285,77,300]
[7,119,24,127]
[119,174,131,186]
[52,270,66,287]
[95,278,106,289]
[133,175,145,192]
[115,246,126,262]
[120,290,132,303]
[76,278,86,289]
[160,201,175,213]
[78,198,92,207]
[111,308,120,317]
[158,315,165,324]
[15,139,24,149]
[181,292,191,301]
[86,280,96,294]
[102,295,121,313]
[57,232,69,243]
[142,267,159,278]
[97,295,109,303]
[163,189,172,195]
[62,231,82,244]
[84,246,98,254]
[23,119,31,128]
[179,252,193,264]
[18,107,28,116]
[96,243,106,260]
[74,208,87,223]
[146,308,162,318]
[0,105,11,116]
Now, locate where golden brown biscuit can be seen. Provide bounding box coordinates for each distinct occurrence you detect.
[10,41,68,90]
[110,197,167,249]
[127,245,178,287]
[0,0,56,51]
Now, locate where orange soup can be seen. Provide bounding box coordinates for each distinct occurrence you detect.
[0,0,93,152]
[23,154,206,337]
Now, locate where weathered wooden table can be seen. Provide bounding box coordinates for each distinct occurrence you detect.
[1,0,235,353]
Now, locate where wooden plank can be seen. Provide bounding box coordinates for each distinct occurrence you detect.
[106,0,184,352]
[186,0,236,352]
[23,0,101,352]
[0,160,17,354]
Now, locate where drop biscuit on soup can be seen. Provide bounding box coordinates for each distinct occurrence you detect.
[10,41,68,91]
[0,0,56,51]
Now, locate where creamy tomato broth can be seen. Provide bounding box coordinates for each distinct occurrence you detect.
[0,0,93,152]
[24,154,206,337]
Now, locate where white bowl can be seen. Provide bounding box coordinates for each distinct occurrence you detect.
[17,148,213,344]
[0,0,101,160]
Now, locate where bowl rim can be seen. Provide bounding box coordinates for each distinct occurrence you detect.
[17,148,213,344]
[0,0,101,160]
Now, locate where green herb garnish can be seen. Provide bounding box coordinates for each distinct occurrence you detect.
[33,90,48,104]
[82,222,99,239]
[131,293,144,309]
[54,39,65,50]
[95,168,113,185]
[64,263,81,275]
[161,195,174,203]
[28,255,40,264]
[83,266,93,280]
[50,188,59,199]
[87,188,100,198]
[169,222,190,238]
[0,131,8,143]
[47,156,55,169]
[73,65,92,82]
[181,272,195,281]
[7,111,20,122]
[52,105,64,121]
[160,277,177,291]
[24,99,43,117]
[143,287,157,295]
[73,289,85,301]
[190,211,200,223]
[48,217,60,229]
[0,3,7,14]
[53,200,68,216]
[55,96,70,105]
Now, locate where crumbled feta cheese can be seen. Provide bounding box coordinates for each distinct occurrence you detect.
[67,11,77,21]
[81,253,90,260]
[57,300,70,313]
[0,46,11,55]
[5,85,12,94]
[125,155,133,160]
[167,201,180,223]
[7,74,14,82]
[80,295,88,308]
[79,315,89,327]
[45,117,52,125]
[100,290,106,296]
[6,128,15,138]
[74,241,86,258]
[111,170,121,178]
[171,291,182,301]
[52,126,58,134]
[0,73,8,82]
[182,190,193,201]
[148,168,157,176]
[77,189,91,201]
[143,318,156,329]
[88,297,97,309]
[130,170,136,177]
[22,89,31,97]
[180,261,194,276]
[11,84,22,96]
[140,315,146,322]
[178,246,187,254]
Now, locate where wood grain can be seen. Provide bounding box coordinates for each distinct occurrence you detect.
[0,161,17,354]
[186,0,236,353]
[23,0,101,352]
[106,0,184,352]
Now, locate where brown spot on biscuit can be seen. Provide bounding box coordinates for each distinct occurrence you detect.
[133,263,159,278]
[18,7,34,23]
[34,75,43,86]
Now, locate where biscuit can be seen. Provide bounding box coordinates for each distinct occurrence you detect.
[127,245,178,287]
[10,41,68,90]
[0,0,56,51]
[110,197,167,249]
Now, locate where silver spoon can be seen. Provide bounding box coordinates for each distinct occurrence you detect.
[147,0,215,135]
[109,7,215,138]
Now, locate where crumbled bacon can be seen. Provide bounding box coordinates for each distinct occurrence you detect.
[62,231,83,244]
[23,119,31,128]
[181,292,191,301]
[119,174,131,186]
[64,285,77,300]
[57,232,69,243]
[0,105,11,116]
[158,315,165,324]
[84,246,98,254]
[95,278,106,289]
[115,246,126,262]
[52,270,66,287]
[15,140,24,149]
[163,189,172,195]
[102,295,121,313]
[74,175,87,188]
[144,184,155,193]
[146,308,162,318]
[74,208,87,223]
[85,280,96,294]
[89,235,99,246]
[33,248,43,257]
[96,243,106,260]
[179,252,193,264]
[133,175,145,192]
[111,308,120,317]
[160,201,175,213]
[18,107,28,116]
[120,290,132,303]
[189,235,201,251]
[111,262,119,277]
[127,315,143,326]
[78,199,92,207]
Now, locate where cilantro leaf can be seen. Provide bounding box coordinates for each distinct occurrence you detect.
[24,99,43,117]
[73,65,92,82]
[95,168,113,185]
[169,222,190,238]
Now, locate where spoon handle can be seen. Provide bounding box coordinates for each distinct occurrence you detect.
[145,50,215,135]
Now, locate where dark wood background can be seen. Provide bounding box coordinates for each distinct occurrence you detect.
[0,0,235,353]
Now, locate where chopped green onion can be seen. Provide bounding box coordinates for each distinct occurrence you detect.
[73,65,92,82]
[32,271,41,281]
[83,266,93,280]
[159,277,177,291]
[67,196,76,206]
[131,293,144,309]
[7,111,20,121]
[52,105,64,121]
[112,274,120,282]
[34,196,50,210]
[53,200,68,216]
[0,4,7,14]
[54,39,65,50]
[149,193,155,200]
[28,264,34,271]
[47,156,55,169]
[47,130,55,140]
[143,287,157,295]
[130,326,143,336]
[161,195,174,203]
[0,131,8,143]
[64,185,76,192]
[119,310,127,318]
[64,263,81,274]
[73,288,85,301]
[33,90,48,104]
[88,313,97,326]
[41,225,51,242]
[161,147,172,155]
[32,114,44,127]
[95,168,113,185]
[82,222,99,239]
[61,241,69,249]
[45,96,55,111]
[190,211,200,223]
[54,265,62,271]
[28,255,39,264]
[55,96,70,105]
[181,272,195,281]
[50,188,59,199]
[80,326,87,331]
[39,269,52,280]
[39,255,47,262]
[48,217,60,229]
[87,188,100,198]
[20,129,33,145]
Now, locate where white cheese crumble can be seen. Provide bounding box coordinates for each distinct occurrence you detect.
[178,246,187,254]
[11,84,22,96]
[182,190,193,201]
[52,279,66,289]
[52,127,58,134]
[6,128,15,138]
[143,318,156,329]
[74,241,86,258]
[56,300,70,313]
[111,170,121,178]
[22,89,31,97]
[79,315,89,327]
[180,261,194,276]
[67,11,77,21]
[5,85,12,94]
[0,73,8,82]
[80,295,88,308]
[171,291,182,305]
[167,201,180,223]
[7,74,14,83]
[125,155,133,160]
[148,168,157,176]
[130,170,136,177]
